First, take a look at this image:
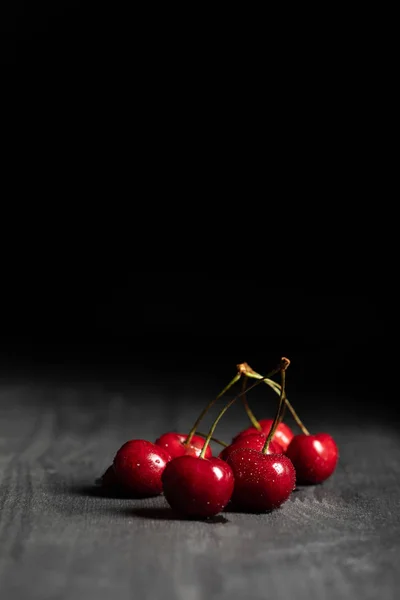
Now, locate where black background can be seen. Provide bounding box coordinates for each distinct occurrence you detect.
[0,269,393,427]
[1,3,394,425]
[2,1,136,66]
[2,2,258,67]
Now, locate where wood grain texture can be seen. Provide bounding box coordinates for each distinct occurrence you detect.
[1,381,400,600]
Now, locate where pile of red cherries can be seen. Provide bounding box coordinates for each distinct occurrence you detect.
[98,358,339,518]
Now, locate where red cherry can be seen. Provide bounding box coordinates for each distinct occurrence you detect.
[113,440,171,497]
[162,455,234,518]
[155,432,213,459]
[219,433,283,462]
[285,433,338,484]
[233,419,294,452]
[99,464,118,488]
[96,464,132,497]
[226,448,296,512]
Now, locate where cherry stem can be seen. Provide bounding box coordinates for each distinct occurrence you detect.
[241,376,262,431]
[236,362,283,431]
[185,372,241,446]
[244,366,310,436]
[262,359,288,454]
[196,432,228,447]
[199,376,270,459]
[264,379,310,435]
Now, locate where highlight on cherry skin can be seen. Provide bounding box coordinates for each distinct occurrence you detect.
[285,433,338,484]
[233,419,294,452]
[155,432,213,459]
[162,455,234,518]
[226,448,296,512]
[112,439,172,497]
[219,433,283,462]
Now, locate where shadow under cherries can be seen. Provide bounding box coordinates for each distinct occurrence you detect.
[64,483,230,522]
[127,506,229,523]
[67,483,150,500]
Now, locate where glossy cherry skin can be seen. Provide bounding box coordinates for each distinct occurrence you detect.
[162,456,234,518]
[285,433,338,484]
[155,432,212,459]
[113,439,171,497]
[233,419,294,452]
[226,448,296,512]
[219,433,283,462]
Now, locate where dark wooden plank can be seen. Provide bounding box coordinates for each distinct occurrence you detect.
[1,381,399,600]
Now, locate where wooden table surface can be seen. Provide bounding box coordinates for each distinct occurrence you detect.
[1,372,399,600]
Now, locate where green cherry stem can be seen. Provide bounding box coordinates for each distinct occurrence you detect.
[185,372,241,446]
[240,375,262,431]
[264,378,310,435]
[236,362,283,430]
[262,358,289,454]
[245,365,310,436]
[196,432,228,447]
[199,375,271,459]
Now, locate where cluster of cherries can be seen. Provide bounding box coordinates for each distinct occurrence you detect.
[98,358,339,518]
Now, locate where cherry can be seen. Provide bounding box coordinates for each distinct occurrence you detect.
[98,464,118,488]
[96,464,134,497]
[162,456,234,518]
[285,433,338,484]
[233,419,294,452]
[113,439,171,497]
[219,433,283,462]
[227,357,296,511]
[239,361,338,483]
[155,432,212,459]
[227,448,296,511]
[160,373,269,518]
